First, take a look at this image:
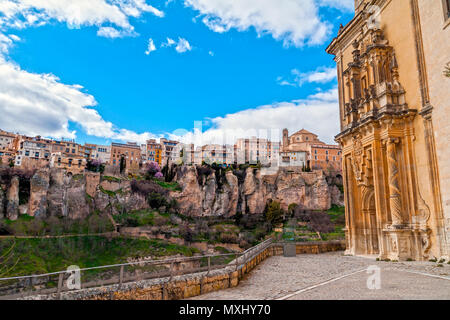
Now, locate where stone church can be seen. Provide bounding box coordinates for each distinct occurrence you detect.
[326,0,450,260]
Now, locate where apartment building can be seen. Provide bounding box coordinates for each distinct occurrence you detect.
[110,142,141,173]
[279,151,307,168]
[160,138,180,165]
[145,139,162,165]
[50,152,86,174]
[235,137,272,165]
[85,144,111,164]
[14,136,52,168]
[0,130,18,165]
[309,144,341,171]
[201,144,234,165]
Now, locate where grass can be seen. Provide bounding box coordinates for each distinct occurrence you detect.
[113,209,156,227]
[99,185,118,197]
[0,236,200,279]
[102,176,122,183]
[153,180,182,192]
[0,214,115,236]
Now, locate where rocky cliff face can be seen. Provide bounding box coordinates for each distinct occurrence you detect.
[171,166,344,217]
[0,166,343,220]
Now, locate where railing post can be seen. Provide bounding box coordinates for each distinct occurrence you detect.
[57,273,64,299]
[169,262,174,281]
[119,265,124,289]
[207,256,211,274]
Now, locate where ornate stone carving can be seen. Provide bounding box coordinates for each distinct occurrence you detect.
[385,138,402,225]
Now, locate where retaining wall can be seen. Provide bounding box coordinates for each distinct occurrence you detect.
[23,240,345,300]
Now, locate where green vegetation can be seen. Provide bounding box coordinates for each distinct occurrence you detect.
[0,236,200,278]
[153,179,182,192]
[113,209,156,227]
[102,176,122,183]
[99,185,119,197]
[0,214,115,236]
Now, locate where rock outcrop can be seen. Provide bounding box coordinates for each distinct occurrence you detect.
[171,166,344,217]
[0,165,344,220]
[29,169,50,218]
[6,176,19,220]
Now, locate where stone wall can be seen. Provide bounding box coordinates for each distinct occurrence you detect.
[22,241,345,300]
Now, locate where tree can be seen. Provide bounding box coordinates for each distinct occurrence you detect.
[0,240,19,278]
[444,62,450,78]
[145,161,162,179]
[119,156,126,174]
[265,201,284,227]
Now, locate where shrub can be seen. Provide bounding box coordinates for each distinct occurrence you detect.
[86,159,105,173]
[179,224,193,243]
[145,161,161,178]
[130,179,167,197]
[148,192,169,209]
[264,201,284,226]
[219,232,239,244]
[294,207,335,234]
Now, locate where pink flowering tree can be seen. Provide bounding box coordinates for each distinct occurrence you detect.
[146,161,163,179]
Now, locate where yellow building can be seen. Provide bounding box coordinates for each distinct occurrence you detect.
[327,0,449,260]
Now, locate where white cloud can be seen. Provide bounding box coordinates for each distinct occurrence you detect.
[0,58,158,144]
[175,37,192,53]
[184,0,349,47]
[0,0,164,36]
[161,37,176,47]
[145,38,157,55]
[319,0,354,11]
[208,50,214,56]
[278,66,337,87]
[0,33,20,53]
[97,26,130,38]
[168,87,340,145]
[160,36,193,53]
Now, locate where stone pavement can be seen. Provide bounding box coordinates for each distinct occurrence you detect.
[189,252,450,300]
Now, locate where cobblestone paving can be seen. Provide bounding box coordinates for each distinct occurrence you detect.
[189,252,450,300]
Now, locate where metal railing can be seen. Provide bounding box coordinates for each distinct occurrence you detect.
[0,238,273,300]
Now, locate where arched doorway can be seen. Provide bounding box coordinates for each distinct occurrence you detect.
[362,187,379,254]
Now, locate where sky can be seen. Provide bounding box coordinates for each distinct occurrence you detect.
[0,0,354,146]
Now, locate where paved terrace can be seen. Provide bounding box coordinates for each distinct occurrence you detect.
[189,252,450,300]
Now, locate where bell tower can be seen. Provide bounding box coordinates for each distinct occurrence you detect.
[282,128,289,152]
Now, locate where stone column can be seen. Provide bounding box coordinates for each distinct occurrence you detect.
[386,138,402,226]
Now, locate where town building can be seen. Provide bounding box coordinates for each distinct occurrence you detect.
[85,143,111,164]
[0,130,18,165]
[14,136,52,168]
[201,144,234,165]
[235,137,271,165]
[145,139,162,165]
[160,138,180,166]
[326,0,450,260]
[50,152,86,175]
[282,129,342,170]
[110,142,141,173]
[279,150,307,168]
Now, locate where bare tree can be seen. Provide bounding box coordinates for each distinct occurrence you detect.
[0,240,20,277]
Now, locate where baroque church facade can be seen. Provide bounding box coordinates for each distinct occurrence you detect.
[326,0,450,260]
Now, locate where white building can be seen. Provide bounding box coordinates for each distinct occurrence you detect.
[279,151,307,168]
[15,137,51,167]
[201,144,234,165]
[86,144,111,164]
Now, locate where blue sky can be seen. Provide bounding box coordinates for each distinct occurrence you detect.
[0,0,354,145]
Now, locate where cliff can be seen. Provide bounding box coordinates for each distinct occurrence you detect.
[0,166,343,220]
[170,166,343,217]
